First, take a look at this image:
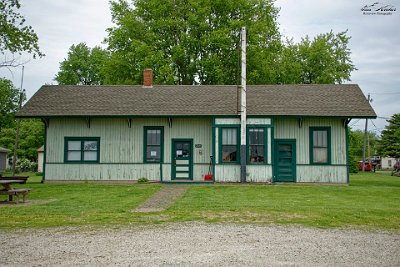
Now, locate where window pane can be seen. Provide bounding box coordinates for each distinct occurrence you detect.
[249,145,264,163]
[313,148,328,163]
[146,146,161,162]
[314,130,327,147]
[84,151,97,161]
[84,141,97,151]
[68,141,81,150]
[249,128,264,145]
[222,145,237,162]
[67,151,81,161]
[147,129,160,145]
[222,128,237,145]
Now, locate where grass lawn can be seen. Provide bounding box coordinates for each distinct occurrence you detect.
[0,171,399,231]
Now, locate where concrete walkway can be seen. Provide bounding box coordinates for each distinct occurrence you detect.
[134,185,189,212]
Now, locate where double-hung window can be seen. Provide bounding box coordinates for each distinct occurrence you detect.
[144,127,163,163]
[248,128,265,164]
[220,128,239,163]
[310,127,331,164]
[65,137,100,163]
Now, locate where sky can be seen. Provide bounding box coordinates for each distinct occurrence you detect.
[1,0,399,134]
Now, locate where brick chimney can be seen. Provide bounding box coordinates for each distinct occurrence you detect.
[143,68,153,88]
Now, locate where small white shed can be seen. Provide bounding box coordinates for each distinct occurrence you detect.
[381,157,397,169]
[37,146,44,172]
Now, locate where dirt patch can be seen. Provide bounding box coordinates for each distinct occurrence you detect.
[134,185,188,212]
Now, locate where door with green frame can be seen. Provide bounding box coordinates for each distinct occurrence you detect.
[171,139,193,180]
[274,139,296,182]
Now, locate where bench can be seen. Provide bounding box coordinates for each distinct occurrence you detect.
[0,175,29,184]
[0,188,31,203]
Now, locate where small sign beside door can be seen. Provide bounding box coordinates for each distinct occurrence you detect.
[195,144,202,148]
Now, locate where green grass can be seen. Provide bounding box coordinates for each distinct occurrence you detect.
[1,171,399,231]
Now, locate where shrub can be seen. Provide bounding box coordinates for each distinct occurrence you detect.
[16,158,37,172]
[138,177,149,183]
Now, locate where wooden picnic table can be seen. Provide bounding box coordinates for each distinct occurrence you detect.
[0,180,31,203]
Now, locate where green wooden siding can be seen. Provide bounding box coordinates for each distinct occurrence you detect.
[45,118,212,180]
[274,118,347,183]
[274,118,346,165]
[214,118,273,182]
[297,166,347,183]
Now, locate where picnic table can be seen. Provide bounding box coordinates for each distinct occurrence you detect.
[0,174,29,184]
[0,179,31,203]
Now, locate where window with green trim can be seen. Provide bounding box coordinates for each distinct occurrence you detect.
[248,128,265,164]
[144,127,163,163]
[310,127,331,164]
[221,128,239,163]
[65,137,100,163]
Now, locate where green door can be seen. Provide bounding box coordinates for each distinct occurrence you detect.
[274,140,296,182]
[172,140,193,180]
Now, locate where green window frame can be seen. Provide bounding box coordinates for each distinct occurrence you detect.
[64,137,100,163]
[309,127,331,165]
[247,127,267,164]
[219,127,240,164]
[144,126,164,163]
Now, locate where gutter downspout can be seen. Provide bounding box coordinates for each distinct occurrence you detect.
[240,27,247,183]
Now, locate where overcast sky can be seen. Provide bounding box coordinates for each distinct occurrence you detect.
[1,0,399,133]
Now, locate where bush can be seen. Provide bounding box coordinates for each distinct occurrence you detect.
[348,155,358,174]
[16,158,37,172]
[137,177,149,183]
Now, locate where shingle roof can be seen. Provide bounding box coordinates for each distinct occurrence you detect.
[17,84,376,118]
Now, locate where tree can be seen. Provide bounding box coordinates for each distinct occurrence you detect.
[104,0,281,85]
[0,0,43,67]
[277,31,356,84]
[55,43,109,85]
[349,128,379,160]
[377,114,400,159]
[0,78,20,130]
[0,119,44,162]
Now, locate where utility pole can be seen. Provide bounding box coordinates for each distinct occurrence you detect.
[240,26,247,183]
[362,93,370,172]
[12,66,25,175]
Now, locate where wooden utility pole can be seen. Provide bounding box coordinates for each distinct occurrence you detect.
[362,93,370,172]
[240,27,247,183]
[12,66,25,175]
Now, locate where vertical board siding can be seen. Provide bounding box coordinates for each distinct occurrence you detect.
[215,165,241,182]
[246,165,272,182]
[46,164,160,180]
[274,118,346,165]
[247,118,272,125]
[215,118,240,125]
[275,118,347,183]
[46,117,212,180]
[297,166,347,183]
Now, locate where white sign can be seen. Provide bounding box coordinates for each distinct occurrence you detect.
[151,151,157,157]
[176,150,183,156]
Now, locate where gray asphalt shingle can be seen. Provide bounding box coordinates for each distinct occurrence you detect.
[16,84,376,118]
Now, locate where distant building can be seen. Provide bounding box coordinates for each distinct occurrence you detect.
[0,147,10,173]
[381,157,397,170]
[37,146,44,172]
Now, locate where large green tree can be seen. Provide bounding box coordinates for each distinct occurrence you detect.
[378,114,400,159]
[0,78,20,130]
[277,31,356,84]
[55,43,109,85]
[0,0,43,67]
[104,0,281,85]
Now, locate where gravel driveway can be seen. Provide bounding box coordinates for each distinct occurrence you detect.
[1,223,399,266]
